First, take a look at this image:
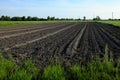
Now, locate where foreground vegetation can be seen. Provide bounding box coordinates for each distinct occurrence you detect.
[0,47,120,80]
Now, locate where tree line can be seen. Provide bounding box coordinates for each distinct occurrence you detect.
[1,15,119,21]
[0,15,81,21]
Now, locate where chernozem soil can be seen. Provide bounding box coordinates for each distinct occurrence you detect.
[0,22,120,67]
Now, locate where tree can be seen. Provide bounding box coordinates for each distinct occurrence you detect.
[47,16,50,20]
[22,16,26,21]
[26,16,32,21]
[76,18,81,20]
[93,16,101,21]
[5,16,11,21]
[39,18,47,21]
[83,16,86,20]
[96,16,101,20]
[0,15,5,21]
[47,16,56,20]
[31,17,39,21]
[50,17,55,20]
[0,15,11,21]
[11,17,22,21]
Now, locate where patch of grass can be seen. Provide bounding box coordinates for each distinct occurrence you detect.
[9,60,39,80]
[0,53,40,80]
[68,45,120,80]
[9,69,32,80]
[0,21,93,27]
[0,46,120,80]
[0,21,59,27]
[0,54,16,80]
[42,65,66,80]
[69,64,87,80]
[69,59,118,80]
[99,21,120,27]
[23,60,39,79]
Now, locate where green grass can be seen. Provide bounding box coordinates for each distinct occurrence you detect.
[1,20,120,27]
[9,60,39,80]
[68,45,120,80]
[0,21,60,27]
[42,65,66,80]
[0,46,120,80]
[0,20,93,27]
[99,21,120,27]
[0,54,16,80]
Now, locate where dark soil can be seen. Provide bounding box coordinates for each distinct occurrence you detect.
[0,22,120,67]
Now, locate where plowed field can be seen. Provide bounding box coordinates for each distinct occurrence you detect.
[0,22,120,67]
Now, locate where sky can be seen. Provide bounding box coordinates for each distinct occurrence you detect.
[0,0,120,19]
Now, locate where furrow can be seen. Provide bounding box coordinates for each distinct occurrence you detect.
[4,23,77,51]
[0,23,64,36]
[0,23,71,39]
[66,23,87,55]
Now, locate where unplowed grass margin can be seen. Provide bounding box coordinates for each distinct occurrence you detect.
[99,21,120,27]
[0,47,120,80]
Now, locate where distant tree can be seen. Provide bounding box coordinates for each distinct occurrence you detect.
[108,18,112,20]
[0,15,5,21]
[11,17,15,21]
[83,16,86,20]
[93,16,101,21]
[0,15,84,21]
[5,16,11,21]
[39,18,47,21]
[70,18,74,20]
[76,18,81,20]
[93,18,96,20]
[55,18,59,20]
[26,16,32,21]
[47,16,56,21]
[47,16,51,20]
[0,15,11,21]
[11,17,22,21]
[60,18,66,20]
[51,17,55,20]
[31,17,39,21]
[22,16,26,21]
[96,16,101,20]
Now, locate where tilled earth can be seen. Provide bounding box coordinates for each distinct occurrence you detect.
[0,22,120,67]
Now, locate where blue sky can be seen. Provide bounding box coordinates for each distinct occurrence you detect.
[0,0,120,19]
